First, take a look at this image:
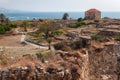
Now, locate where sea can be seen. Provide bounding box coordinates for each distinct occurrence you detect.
[4,12,120,21]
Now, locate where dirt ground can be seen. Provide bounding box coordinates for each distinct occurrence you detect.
[0,34,32,47]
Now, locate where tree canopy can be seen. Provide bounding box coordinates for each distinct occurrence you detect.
[38,22,58,39]
[62,13,69,20]
[0,13,6,22]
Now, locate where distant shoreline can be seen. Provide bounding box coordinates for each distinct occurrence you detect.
[3,12,120,21]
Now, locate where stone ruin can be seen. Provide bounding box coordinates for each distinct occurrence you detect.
[0,44,120,80]
[89,44,120,80]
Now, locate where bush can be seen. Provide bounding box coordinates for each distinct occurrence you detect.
[51,30,63,36]
[0,26,5,34]
[77,18,83,22]
[29,33,44,38]
[54,42,71,51]
[113,35,120,39]
[4,26,11,31]
[0,25,11,34]
[76,21,85,27]
[71,40,82,49]
[9,24,17,28]
[0,58,7,65]
[91,35,104,41]
[54,42,64,50]
[71,39,87,49]
[36,51,52,60]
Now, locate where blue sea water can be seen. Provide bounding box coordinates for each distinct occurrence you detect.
[4,12,120,21]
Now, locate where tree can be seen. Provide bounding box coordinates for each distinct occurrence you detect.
[77,18,83,22]
[76,17,85,27]
[47,38,52,50]
[62,13,69,20]
[22,21,28,32]
[5,18,10,25]
[38,22,58,39]
[0,13,6,23]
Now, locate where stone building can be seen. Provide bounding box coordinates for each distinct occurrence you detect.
[85,9,101,20]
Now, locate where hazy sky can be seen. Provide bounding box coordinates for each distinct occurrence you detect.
[0,0,120,12]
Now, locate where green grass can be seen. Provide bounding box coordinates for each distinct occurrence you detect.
[91,35,105,41]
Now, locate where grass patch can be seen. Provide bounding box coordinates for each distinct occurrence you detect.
[36,50,52,60]
[91,35,105,41]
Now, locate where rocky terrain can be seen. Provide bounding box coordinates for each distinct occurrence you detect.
[0,18,120,80]
[0,41,120,80]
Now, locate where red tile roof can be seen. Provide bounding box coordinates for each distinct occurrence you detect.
[86,9,101,13]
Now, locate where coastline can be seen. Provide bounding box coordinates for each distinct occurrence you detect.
[4,12,120,21]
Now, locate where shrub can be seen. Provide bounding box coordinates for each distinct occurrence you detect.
[54,42,64,50]
[0,26,5,34]
[70,40,82,50]
[0,58,7,65]
[54,42,71,51]
[77,18,83,22]
[70,39,87,49]
[0,25,11,34]
[4,26,11,31]
[76,21,85,27]
[51,30,63,36]
[91,35,104,41]
[36,51,52,60]
[36,52,43,59]
[113,35,120,39]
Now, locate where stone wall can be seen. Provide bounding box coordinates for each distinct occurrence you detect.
[0,44,120,80]
[88,44,120,80]
[98,30,120,36]
[85,12,101,20]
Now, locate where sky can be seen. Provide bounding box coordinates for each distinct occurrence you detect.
[0,0,120,12]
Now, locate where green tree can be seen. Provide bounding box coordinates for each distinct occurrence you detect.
[77,18,83,22]
[38,22,58,39]
[62,13,69,20]
[0,13,6,23]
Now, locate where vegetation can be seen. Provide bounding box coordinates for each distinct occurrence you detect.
[22,21,28,32]
[76,21,85,27]
[0,13,6,23]
[38,22,59,39]
[91,35,105,41]
[113,35,120,39]
[0,25,11,34]
[71,40,82,49]
[54,39,88,51]
[72,18,85,28]
[36,50,52,60]
[0,13,13,34]
[54,42,71,51]
[47,38,52,50]
[62,13,69,20]
[0,58,7,65]
[77,17,83,22]
[51,30,63,36]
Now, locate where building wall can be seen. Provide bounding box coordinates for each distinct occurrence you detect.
[85,12,101,20]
